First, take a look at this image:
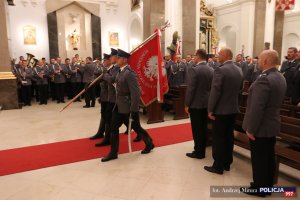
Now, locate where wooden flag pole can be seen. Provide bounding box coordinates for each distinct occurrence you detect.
[59,74,104,112]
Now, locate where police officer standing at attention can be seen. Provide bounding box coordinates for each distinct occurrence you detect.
[241,50,286,197]
[101,49,155,162]
[185,49,213,159]
[204,47,243,174]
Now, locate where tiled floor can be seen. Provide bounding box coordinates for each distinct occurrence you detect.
[0,101,299,200]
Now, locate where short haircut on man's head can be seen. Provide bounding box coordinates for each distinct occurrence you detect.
[86,57,93,61]
[65,58,70,61]
[195,49,207,60]
[288,47,298,53]
[261,50,279,65]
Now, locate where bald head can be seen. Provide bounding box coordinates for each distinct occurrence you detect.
[258,50,279,71]
[218,47,233,64]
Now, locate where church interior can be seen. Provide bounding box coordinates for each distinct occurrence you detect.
[0,0,300,199]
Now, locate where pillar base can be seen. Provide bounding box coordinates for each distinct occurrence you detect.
[0,72,20,110]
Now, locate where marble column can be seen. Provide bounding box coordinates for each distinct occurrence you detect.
[273,11,284,62]
[165,0,183,54]
[182,0,197,56]
[264,0,276,49]
[143,0,165,54]
[0,1,19,110]
[253,0,266,57]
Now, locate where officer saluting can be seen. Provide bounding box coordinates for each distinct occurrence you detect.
[101,49,155,162]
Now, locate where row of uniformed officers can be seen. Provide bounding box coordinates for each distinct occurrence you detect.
[165,53,262,88]
[12,55,104,107]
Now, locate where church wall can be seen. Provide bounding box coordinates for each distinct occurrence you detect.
[215,0,255,57]
[282,12,300,62]
[99,0,131,55]
[6,0,50,61]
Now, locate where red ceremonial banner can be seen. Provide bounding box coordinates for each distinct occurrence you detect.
[129,30,169,106]
[276,0,295,11]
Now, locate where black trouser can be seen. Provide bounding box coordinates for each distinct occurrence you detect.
[65,81,72,99]
[100,102,115,142]
[250,137,276,187]
[109,106,153,155]
[38,84,48,104]
[49,81,56,100]
[21,85,32,105]
[32,83,39,102]
[84,83,95,106]
[71,82,81,100]
[189,108,208,157]
[212,114,236,171]
[55,83,65,102]
[96,101,108,136]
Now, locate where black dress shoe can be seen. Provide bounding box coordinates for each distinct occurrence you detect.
[91,105,95,107]
[186,152,205,159]
[204,166,223,175]
[141,144,155,154]
[57,101,60,104]
[89,134,104,140]
[83,105,90,108]
[224,165,230,171]
[95,141,110,147]
[133,136,142,142]
[101,154,118,162]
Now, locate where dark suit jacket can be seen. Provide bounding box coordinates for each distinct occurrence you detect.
[208,60,243,115]
[281,60,299,97]
[82,63,96,83]
[103,65,119,103]
[235,61,248,79]
[185,62,213,109]
[242,68,287,137]
[292,66,300,105]
[116,65,140,114]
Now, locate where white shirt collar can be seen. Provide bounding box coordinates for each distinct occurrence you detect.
[120,65,127,72]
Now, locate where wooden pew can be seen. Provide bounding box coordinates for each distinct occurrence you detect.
[140,100,164,124]
[164,85,189,120]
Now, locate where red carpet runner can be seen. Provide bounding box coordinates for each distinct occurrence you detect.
[0,123,192,176]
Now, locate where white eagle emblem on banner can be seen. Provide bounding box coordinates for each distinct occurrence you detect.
[144,56,166,81]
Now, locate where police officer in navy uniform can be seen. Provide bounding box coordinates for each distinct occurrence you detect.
[101,49,155,162]
[242,50,286,197]
[185,49,213,159]
[90,53,110,141]
[169,55,187,87]
[205,47,243,175]
[280,47,299,98]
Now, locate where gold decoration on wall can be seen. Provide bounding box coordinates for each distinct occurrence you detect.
[109,32,119,47]
[23,25,36,45]
[200,0,219,54]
